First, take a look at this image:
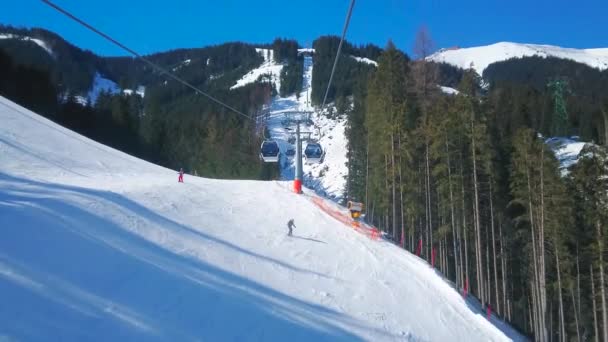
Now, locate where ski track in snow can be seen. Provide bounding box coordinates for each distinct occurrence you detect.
[265,55,348,202]
[0,89,524,339]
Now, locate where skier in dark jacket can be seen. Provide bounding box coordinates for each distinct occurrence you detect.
[287,219,296,236]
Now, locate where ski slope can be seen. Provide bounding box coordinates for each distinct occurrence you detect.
[231,48,283,90]
[427,42,608,76]
[264,55,349,201]
[0,96,524,341]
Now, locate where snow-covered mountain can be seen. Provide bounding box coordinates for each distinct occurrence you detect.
[0,94,524,341]
[0,33,53,55]
[231,48,283,90]
[427,42,608,76]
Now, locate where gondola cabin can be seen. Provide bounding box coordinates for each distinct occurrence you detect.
[304,142,324,164]
[260,140,280,163]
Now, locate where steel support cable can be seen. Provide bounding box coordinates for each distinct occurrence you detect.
[320,0,356,110]
[41,0,253,121]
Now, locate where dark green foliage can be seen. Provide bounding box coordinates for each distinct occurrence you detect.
[280,55,303,97]
[433,62,465,88]
[311,36,380,106]
[272,38,299,63]
[0,48,57,115]
[0,25,99,93]
[484,56,608,143]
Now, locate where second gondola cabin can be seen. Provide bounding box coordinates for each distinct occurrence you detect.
[304,142,324,164]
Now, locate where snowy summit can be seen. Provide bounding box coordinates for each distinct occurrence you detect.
[427,42,608,76]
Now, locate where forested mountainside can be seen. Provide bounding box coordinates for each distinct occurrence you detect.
[345,34,608,340]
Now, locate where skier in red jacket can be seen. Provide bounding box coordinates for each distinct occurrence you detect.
[178,168,184,183]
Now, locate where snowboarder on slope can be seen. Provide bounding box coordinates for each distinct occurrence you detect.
[287,219,296,236]
[178,168,184,183]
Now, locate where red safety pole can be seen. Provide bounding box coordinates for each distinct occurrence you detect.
[293,179,302,193]
[431,247,437,268]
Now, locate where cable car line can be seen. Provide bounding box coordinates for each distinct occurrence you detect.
[41,0,253,122]
[320,0,356,110]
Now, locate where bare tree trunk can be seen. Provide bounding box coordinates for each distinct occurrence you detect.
[425,140,432,260]
[532,282,540,339]
[385,154,390,234]
[555,246,566,342]
[527,166,543,341]
[592,265,600,342]
[576,244,581,328]
[570,286,580,342]
[601,106,608,147]
[539,147,548,342]
[549,299,553,342]
[365,134,370,214]
[500,220,507,318]
[461,163,469,295]
[597,219,608,342]
[391,133,397,241]
[528,294,534,334]
[470,111,484,306]
[490,183,500,315]
[444,237,449,276]
[398,134,405,248]
[574,244,581,342]
[446,135,458,288]
[485,220,491,307]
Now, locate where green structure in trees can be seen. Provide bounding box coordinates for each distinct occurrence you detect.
[547,79,570,137]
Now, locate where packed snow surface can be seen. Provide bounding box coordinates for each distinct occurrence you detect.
[546,137,588,174]
[350,55,378,67]
[87,73,120,104]
[0,33,53,56]
[264,55,349,201]
[428,42,608,76]
[439,85,460,95]
[0,95,524,341]
[231,48,283,90]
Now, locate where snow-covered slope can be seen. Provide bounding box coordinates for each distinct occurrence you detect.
[350,55,378,67]
[231,48,283,90]
[427,42,608,76]
[0,33,53,56]
[265,55,349,201]
[0,95,523,341]
[546,136,589,175]
[87,73,121,104]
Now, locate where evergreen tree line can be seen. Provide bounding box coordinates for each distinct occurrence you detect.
[0,48,280,181]
[311,36,381,106]
[345,38,608,340]
[270,38,305,97]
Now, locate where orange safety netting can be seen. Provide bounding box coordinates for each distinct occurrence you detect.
[311,197,380,240]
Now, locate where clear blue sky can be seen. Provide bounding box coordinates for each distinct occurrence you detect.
[2,0,607,57]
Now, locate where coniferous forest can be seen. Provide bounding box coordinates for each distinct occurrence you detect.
[344,30,608,341]
[2,24,608,341]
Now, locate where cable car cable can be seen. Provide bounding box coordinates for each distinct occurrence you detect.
[320,0,356,110]
[41,0,253,122]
